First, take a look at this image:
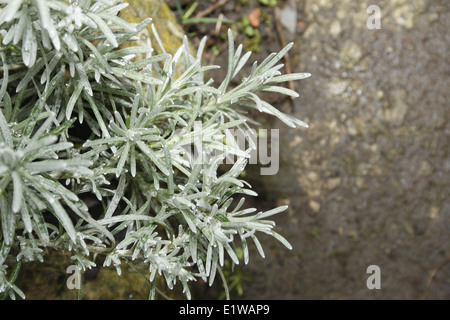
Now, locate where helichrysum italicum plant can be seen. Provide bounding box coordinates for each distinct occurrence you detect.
[0,0,310,299]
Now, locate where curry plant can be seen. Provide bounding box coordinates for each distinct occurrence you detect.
[0,0,310,299]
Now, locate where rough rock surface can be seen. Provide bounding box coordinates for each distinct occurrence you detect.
[237,0,449,300]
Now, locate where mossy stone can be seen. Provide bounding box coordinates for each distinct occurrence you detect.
[120,0,186,56]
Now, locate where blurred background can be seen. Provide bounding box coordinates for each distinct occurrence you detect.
[18,0,449,299]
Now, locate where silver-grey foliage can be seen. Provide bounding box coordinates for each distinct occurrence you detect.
[0,0,310,299]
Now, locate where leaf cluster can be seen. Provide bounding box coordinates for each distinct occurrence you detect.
[0,0,310,299]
